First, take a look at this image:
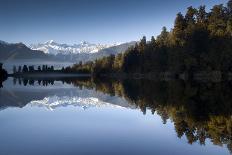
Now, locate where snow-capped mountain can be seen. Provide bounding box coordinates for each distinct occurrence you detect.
[0,39,136,62]
[30,40,121,55]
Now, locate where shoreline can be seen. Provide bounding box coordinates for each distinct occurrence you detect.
[6,70,232,82]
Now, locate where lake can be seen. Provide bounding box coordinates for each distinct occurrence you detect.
[0,77,231,155]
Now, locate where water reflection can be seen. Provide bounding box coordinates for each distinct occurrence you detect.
[86,78,232,153]
[0,77,133,110]
[30,96,125,110]
[0,77,231,154]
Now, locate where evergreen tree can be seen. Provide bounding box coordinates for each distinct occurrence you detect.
[42,65,46,71]
[196,6,207,25]
[185,6,197,24]
[38,66,41,71]
[151,36,156,48]
[22,65,28,72]
[18,66,22,73]
[156,27,169,46]
[51,66,54,71]
[13,66,17,73]
[208,4,227,36]
[173,12,186,45]
[139,36,146,52]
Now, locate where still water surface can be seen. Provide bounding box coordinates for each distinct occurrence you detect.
[0,77,231,155]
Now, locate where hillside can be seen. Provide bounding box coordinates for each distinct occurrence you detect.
[0,41,52,61]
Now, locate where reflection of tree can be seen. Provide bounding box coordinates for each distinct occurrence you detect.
[12,77,232,152]
[0,63,8,88]
[14,77,91,87]
[15,78,55,86]
[23,79,28,86]
[71,78,232,153]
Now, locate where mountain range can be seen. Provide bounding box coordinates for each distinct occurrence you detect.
[0,40,136,63]
[30,40,136,62]
[30,40,121,55]
[0,40,51,61]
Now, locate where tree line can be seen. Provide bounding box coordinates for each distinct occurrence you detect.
[13,65,55,73]
[68,0,232,78]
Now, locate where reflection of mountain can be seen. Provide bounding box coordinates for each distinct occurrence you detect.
[1,77,231,153]
[0,79,134,110]
[29,96,124,110]
[0,89,52,110]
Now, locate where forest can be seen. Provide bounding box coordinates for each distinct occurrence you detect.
[66,0,232,79]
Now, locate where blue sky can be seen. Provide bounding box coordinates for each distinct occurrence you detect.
[0,0,228,45]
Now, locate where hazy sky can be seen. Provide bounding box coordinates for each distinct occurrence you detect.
[0,0,228,45]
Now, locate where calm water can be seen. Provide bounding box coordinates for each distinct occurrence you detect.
[0,77,231,155]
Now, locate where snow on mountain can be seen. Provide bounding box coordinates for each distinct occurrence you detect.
[29,96,124,111]
[29,40,121,55]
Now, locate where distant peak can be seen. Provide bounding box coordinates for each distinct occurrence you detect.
[45,40,55,44]
[29,40,127,55]
[80,41,90,45]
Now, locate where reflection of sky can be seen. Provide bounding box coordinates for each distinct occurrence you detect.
[0,106,228,155]
[0,78,229,155]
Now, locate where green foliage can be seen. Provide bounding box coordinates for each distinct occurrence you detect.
[208,4,227,36]
[173,13,186,45]
[185,6,197,25]
[196,6,207,24]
